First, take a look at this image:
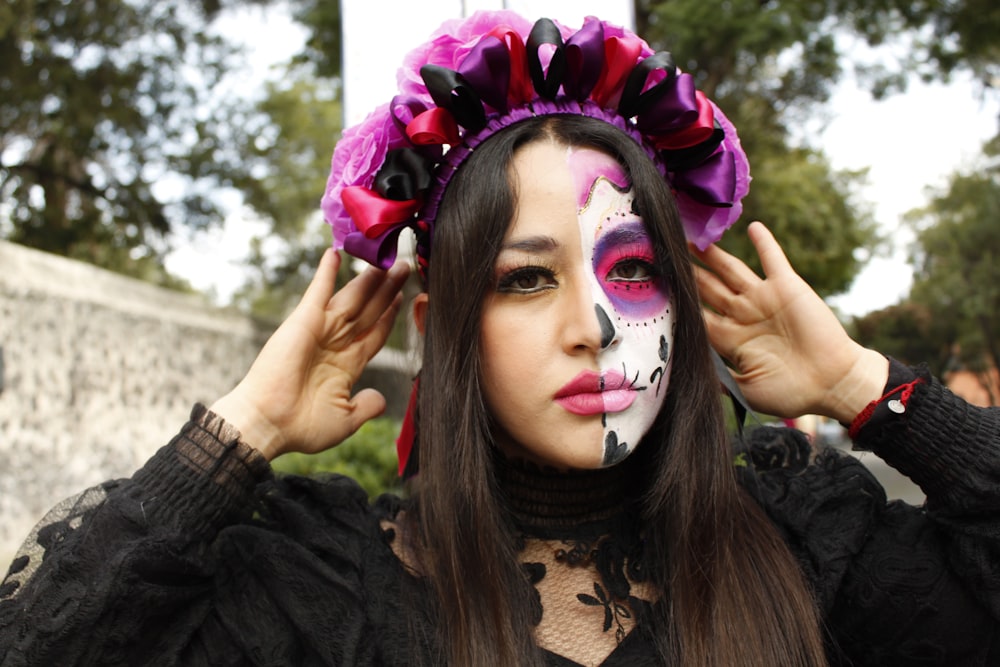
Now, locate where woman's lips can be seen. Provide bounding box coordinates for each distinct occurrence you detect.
[554,370,636,415]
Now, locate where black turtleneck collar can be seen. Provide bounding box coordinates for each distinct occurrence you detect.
[492,450,645,540]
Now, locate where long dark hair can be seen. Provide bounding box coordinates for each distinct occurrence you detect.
[413,114,827,666]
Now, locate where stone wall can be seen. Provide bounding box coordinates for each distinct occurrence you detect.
[0,241,415,565]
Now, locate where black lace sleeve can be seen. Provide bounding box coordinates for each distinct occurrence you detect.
[0,405,272,665]
[741,365,1000,665]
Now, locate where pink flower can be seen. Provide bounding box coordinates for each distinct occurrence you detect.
[321,104,410,248]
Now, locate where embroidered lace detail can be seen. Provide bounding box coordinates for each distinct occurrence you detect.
[495,455,653,664]
[1,484,110,601]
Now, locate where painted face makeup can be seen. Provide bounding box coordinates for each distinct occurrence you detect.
[479,141,673,470]
[568,148,673,466]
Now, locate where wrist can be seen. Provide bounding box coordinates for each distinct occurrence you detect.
[210,391,286,462]
[819,348,890,423]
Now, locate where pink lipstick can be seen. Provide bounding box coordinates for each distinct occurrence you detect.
[554,370,636,416]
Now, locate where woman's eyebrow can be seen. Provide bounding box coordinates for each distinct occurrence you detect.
[499,235,560,254]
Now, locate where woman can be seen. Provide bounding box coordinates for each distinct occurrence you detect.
[2,11,998,667]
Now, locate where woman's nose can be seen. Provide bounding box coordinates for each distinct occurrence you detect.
[563,277,620,353]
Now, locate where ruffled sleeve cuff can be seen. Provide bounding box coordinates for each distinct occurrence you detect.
[128,404,273,534]
[850,359,1000,513]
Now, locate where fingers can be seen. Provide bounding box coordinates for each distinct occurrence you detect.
[690,238,761,296]
[301,248,341,309]
[326,261,410,345]
[693,264,736,316]
[349,388,388,428]
[352,292,405,363]
[747,222,794,278]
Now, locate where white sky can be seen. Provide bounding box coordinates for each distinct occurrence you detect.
[164,1,998,317]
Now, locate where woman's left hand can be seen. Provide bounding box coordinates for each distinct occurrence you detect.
[691,222,887,422]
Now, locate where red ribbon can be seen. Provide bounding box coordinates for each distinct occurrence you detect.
[407,107,461,146]
[490,26,533,104]
[341,186,421,237]
[591,36,643,108]
[395,377,419,476]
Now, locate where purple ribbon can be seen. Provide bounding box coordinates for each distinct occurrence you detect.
[343,226,405,270]
[635,73,699,134]
[459,36,512,112]
[563,18,604,101]
[669,148,736,206]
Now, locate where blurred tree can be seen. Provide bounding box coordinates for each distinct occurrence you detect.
[0,0,271,285]
[232,74,343,319]
[905,138,1000,397]
[634,0,878,296]
[289,0,342,79]
[831,0,1000,95]
[635,0,1000,296]
[636,0,1000,102]
[220,0,348,320]
[850,302,953,375]
[854,137,1000,399]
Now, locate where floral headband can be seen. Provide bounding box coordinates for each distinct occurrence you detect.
[321,10,751,277]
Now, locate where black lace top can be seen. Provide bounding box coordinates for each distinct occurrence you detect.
[2,363,999,666]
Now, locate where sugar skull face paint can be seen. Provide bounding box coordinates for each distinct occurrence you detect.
[569,148,674,466]
[479,141,673,470]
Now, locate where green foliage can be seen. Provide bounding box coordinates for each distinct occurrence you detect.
[831,0,1000,93]
[854,137,1000,381]
[0,0,271,284]
[635,1,879,296]
[636,0,842,105]
[232,72,343,320]
[850,302,952,375]
[270,417,404,499]
[720,143,875,297]
[905,144,1000,375]
[289,0,342,79]
[637,0,1000,103]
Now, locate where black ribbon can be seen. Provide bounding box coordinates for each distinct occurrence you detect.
[618,51,677,119]
[659,123,725,172]
[420,64,488,132]
[374,149,433,201]
[526,18,566,100]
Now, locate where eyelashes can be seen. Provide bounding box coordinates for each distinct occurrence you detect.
[495,254,661,295]
[496,264,558,294]
[606,258,658,282]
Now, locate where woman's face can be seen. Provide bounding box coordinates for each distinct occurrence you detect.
[479,141,674,470]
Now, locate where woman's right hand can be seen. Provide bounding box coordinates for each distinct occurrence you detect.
[211,249,410,461]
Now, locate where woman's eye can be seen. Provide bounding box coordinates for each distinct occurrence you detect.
[497,267,557,293]
[607,259,654,282]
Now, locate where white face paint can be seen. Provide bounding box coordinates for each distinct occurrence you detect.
[566,148,674,466]
[480,142,673,470]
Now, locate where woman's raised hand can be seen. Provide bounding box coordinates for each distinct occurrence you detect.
[211,249,410,461]
[692,222,888,423]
